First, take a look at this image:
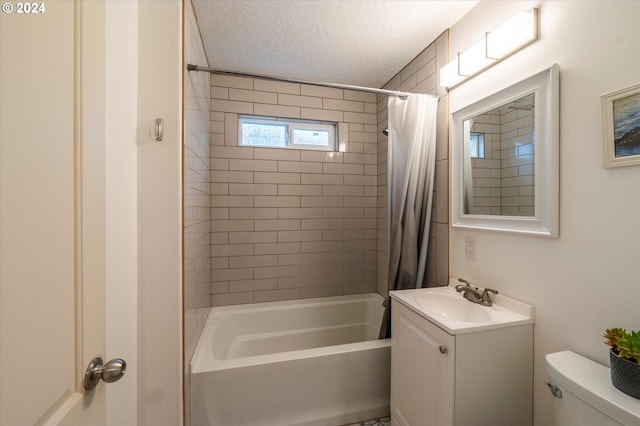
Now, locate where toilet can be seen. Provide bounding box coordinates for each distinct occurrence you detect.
[545,351,640,425]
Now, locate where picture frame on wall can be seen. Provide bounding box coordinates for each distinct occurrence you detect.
[601,83,640,168]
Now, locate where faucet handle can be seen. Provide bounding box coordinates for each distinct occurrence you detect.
[480,288,499,306]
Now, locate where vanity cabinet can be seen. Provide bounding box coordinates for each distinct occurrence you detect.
[390,299,533,426]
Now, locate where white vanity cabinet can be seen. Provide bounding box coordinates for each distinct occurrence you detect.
[390,294,533,426]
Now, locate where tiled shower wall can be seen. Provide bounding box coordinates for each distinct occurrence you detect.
[209,76,379,306]
[183,0,210,374]
[376,32,450,294]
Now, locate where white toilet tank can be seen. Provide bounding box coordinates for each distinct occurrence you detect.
[545,351,640,426]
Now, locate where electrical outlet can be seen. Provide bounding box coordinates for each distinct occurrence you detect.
[465,236,476,259]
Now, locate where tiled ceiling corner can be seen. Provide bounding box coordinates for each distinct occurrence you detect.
[191,0,478,88]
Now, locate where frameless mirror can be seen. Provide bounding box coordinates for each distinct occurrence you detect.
[451,64,559,237]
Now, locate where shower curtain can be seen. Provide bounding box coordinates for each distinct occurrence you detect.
[379,94,438,339]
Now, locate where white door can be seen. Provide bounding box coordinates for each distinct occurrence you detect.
[1,2,120,424]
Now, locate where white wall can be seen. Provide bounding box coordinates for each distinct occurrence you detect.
[448,2,640,425]
[105,2,138,425]
[137,1,183,425]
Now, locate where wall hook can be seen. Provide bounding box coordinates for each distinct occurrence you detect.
[154,118,163,142]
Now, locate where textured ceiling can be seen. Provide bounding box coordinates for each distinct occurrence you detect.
[192,0,478,88]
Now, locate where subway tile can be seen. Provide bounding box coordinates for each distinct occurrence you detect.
[277,275,323,289]
[343,112,377,125]
[211,195,253,207]
[210,267,253,282]
[343,153,377,165]
[211,120,225,134]
[229,255,278,269]
[210,257,229,270]
[322,163,364,175]
[210,183,229,195]
[211,111,225,122]
[213,292,254,307]
[300,151,343,163]
[364,165,377,175]
[211,99,253,114]
[211,219,254,232]
[210,158,229,170]
[278,161,322,173]
[278,252,322,265]
[301,285,344,299]
[228,278,277,293]
[344,218,377,229]
[278,93,323,108]
[211,133,225,145]
[254,219,300,231]
[300,174,343,185]
[323,98,363,113]
[229,159,278,172]
[255,172,300,184]
[323,185,363,196]
[254,242,300,255]
[229,88,277,104]
[254,147,300,161]
[349,131,378,143]
[254,265,300,279]
[301,196,343,208]
[229,183,277,196]
[322,207,364,218]
[278,208,323,219]
[344,90,377,103]
[224,113,238,146]
[301,240,343,253]
[211,171,253,183]
[300,85,343,99]
[277,230,323,242]
[211,244,253,257]
[254,288,301,303]
[343,196,377,208]
[300,108,343,122]
[211,86,229,100]
[211,208,229,220]
[211,145,253,159]
[301,218,343,230]
[229,208,278,220]
[344,175,376,186]
[211,281,229,294]
[209,229,229,244]
[254,103,301,118]
[210,74,253,90]
[228,231,277,244]
[322,229,363,241]
[278,184,322,196]
[255,196,300,207]
[254,79,300,95]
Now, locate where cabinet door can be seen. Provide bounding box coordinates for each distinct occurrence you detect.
[391,303,455,426]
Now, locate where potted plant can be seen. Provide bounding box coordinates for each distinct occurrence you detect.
[603,328,640,399]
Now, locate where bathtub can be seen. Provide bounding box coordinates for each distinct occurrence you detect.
[190,293,391,426]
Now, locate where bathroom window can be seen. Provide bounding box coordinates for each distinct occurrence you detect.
[239,115,337,151]
[469,132,485,158]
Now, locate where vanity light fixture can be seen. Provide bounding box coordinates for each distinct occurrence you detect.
[440,8,538,89]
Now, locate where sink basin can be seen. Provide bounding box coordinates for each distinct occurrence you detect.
[414,291,494,323]
[390,279,534,334]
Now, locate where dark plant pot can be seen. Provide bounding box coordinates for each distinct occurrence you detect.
[610,348,640,399]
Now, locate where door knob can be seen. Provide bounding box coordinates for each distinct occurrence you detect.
[84,357,126,390]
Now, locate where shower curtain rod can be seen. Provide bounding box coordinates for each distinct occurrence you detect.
[187,63,435,99]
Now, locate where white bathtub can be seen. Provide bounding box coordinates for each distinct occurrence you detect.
[190,293,391,426]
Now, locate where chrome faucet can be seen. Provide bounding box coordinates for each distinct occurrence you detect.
[455,278,499,306]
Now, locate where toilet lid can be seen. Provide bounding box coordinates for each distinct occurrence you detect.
[545,351,640,425]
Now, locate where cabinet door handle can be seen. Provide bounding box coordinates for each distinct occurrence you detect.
[439,345,447,354]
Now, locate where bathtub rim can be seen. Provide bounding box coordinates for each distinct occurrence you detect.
[190,292,389,373]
